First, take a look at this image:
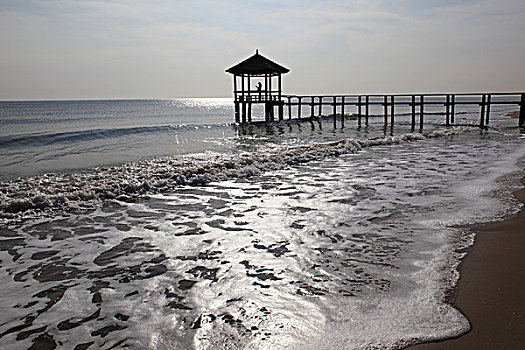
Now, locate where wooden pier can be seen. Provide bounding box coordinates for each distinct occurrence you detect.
[270,92,525,130]
[227,52,525,129]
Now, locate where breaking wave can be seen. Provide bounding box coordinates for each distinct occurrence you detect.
[0,127,469,225]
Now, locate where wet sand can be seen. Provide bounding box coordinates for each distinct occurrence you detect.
[409,176,525,349]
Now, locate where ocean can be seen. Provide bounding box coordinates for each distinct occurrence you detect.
[0,98,524,349]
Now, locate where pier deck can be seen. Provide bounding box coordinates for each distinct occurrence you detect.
[236,92,525,130]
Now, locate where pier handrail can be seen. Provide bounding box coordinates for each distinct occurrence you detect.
[234,91,525,128]
[282,92,523,98]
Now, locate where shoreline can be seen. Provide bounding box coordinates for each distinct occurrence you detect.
[409,175,525,349]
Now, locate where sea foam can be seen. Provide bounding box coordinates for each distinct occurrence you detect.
[0,128,466,225]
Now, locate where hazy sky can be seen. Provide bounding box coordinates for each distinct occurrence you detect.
[1,0,524,100]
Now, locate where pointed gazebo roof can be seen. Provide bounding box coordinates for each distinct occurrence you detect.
[226,50,290,76]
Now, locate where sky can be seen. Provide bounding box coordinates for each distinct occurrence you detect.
[0,0,524,100]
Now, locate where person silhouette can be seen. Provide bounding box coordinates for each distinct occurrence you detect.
[257,82,262,100]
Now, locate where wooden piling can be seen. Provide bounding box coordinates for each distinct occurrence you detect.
[480,94,486,128]
[365,96,369,126]
[333,97,337,128]
[445,95,450,127]
[451,95,455,124]
[319,97,323,116]
[268,74,272,103]
[419,95,424,132]
[310,97,315,118]
[233,77,239,123]
[247,102,252,123]
[235,102,240,123]
[242,100,247,123]
[384,96,388,126]
[341,97,345,128]
[518,94,525,128]
[485,94,491,125]
[411,95,416,132]
[298,97,302,119]
[242,75,245,101]
[288,97,292,119]
[358,96,362,128]
[390,95,395,126]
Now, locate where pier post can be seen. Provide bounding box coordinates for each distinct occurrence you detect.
[411,95,416,132]
[235,101,240,123]
[384,95,388,127]
[288,97,292,119]
[446,95,450,127]
[445,94,450,126]
[365,96,369,126]
[333,96,337,128]
[298,97,302,119]
[242,100,247,123]
[485,94,491,126]
[341,97,345,128]
[419,95,424,132]
[358,96,362,128]
[519,94,525,128]
[319,97,323,116]
[264,75,267,101]
[233,76,239,123]
[480,94,486,128]
[311,97,315,118]
[451,95,455,124]
[390,95,395,126]
[247,102,252,123]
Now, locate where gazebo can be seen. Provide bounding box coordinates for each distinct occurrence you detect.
[226,50,290,123]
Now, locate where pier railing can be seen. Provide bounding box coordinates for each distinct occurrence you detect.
[236,92,525,130]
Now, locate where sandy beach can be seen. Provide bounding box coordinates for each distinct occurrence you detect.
[409,175,525,349]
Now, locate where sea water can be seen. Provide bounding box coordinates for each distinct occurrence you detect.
[0,99,524,349]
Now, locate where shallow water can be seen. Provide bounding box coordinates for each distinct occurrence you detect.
[0,100,524,349]
[0,99,235,178]
[0,98,495,179]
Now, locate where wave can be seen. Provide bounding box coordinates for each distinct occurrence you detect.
[0,123,230,149]
[0,127,470,225]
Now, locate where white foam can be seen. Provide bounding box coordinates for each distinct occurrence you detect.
[0,127,470,225]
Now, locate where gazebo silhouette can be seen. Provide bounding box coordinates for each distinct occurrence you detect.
[226,50,290,123]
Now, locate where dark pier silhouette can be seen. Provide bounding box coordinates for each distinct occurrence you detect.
[226,49,289,123]
[227,51,525,130]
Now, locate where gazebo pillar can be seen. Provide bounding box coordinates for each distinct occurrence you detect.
[278,73,283,120]
[278,74,282,100]
[267,75,273,121]
[264,74,268,101]
[233,75,239,123]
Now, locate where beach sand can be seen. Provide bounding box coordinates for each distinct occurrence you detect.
[409,176,525,349]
